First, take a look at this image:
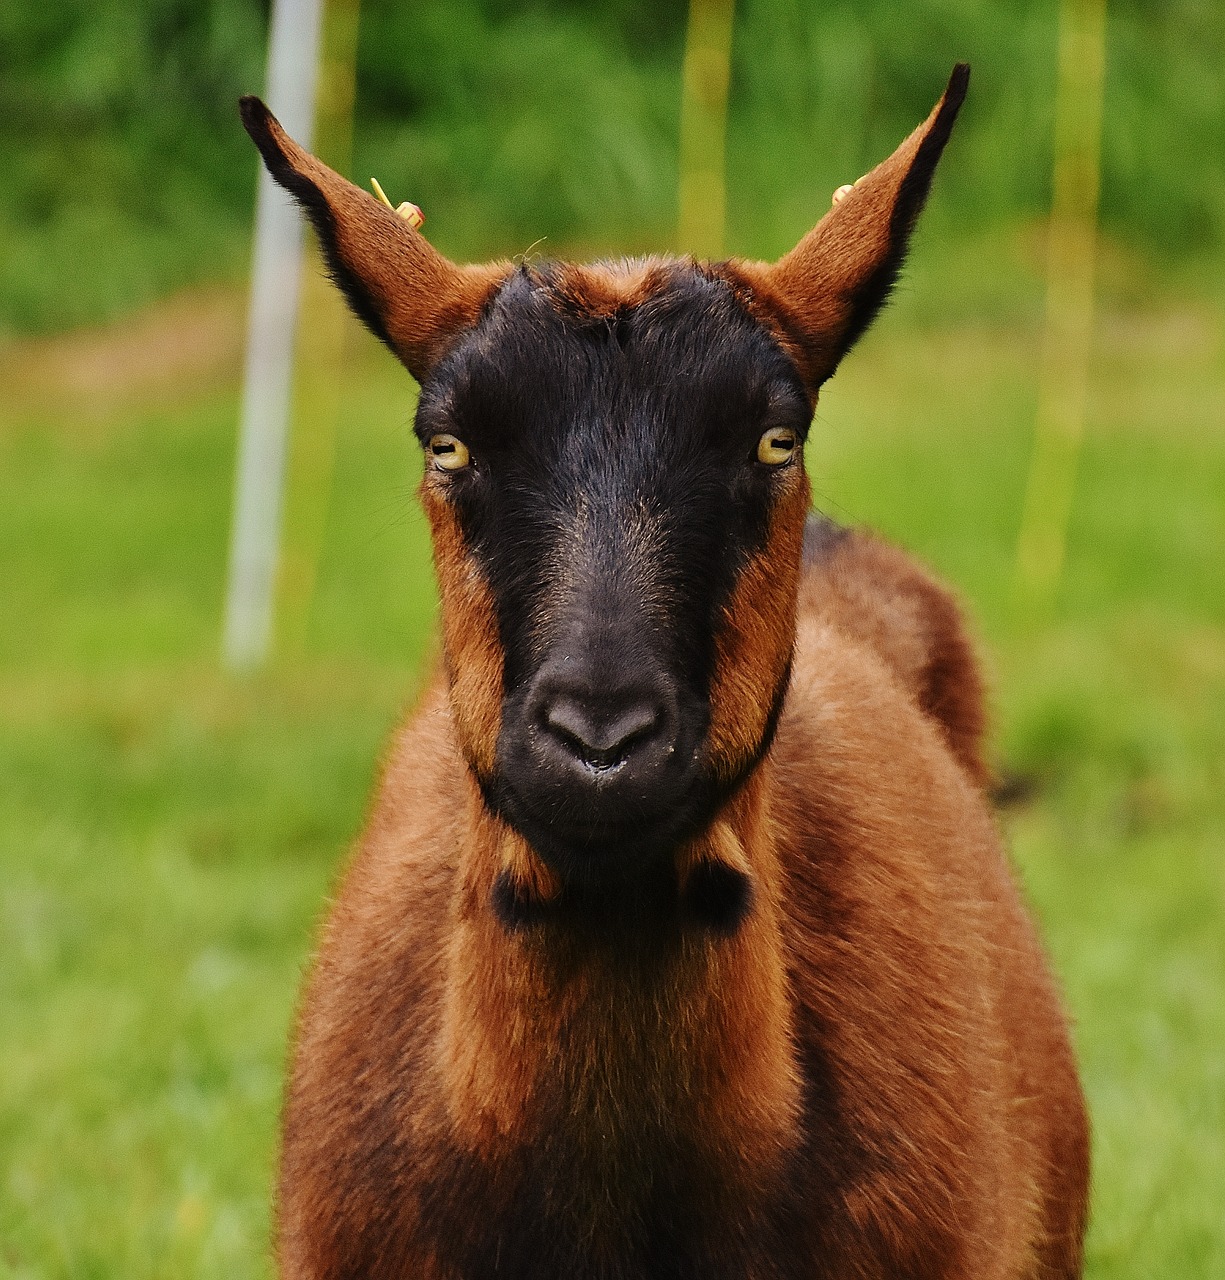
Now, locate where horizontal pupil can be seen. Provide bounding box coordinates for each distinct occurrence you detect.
[433,442,455,454]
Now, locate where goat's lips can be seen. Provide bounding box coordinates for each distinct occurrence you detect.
[491,768,696,879]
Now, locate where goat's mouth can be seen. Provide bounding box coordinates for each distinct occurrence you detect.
[485,768,705,887]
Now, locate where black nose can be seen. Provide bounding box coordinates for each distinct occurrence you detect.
[532,664,675,775]
[543,694,662,769]
[499,654,698,875]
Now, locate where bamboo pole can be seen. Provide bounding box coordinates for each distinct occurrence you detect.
[678,0,737,258]
[276,0,362,657]
[1013,0,1109,612]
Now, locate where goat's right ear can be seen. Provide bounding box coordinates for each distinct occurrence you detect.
[726,64,968,397]
[240,96,508,382]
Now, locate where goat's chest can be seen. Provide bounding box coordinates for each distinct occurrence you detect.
[408,1111,805,1280]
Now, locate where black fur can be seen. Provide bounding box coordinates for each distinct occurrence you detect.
[682,859,754,935]
[416,262,810,888]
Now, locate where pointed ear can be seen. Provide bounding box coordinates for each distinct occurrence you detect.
[239,96,509,382]
[726,64,968,396]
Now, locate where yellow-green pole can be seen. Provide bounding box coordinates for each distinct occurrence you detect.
[1013,0,1108,613]
[678,0,737,259]
[277,0,362,656]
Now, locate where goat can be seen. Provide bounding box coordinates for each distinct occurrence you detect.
[241,63,1089,1279]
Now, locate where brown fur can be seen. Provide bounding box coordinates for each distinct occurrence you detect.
[706,467,808,779]
[278,534,1088,1278]
[799,526,992,789]
[544,257,680,318]
[420,478,505,777]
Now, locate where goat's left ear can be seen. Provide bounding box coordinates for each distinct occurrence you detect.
[728,64,968,396]
[239,96,509,383]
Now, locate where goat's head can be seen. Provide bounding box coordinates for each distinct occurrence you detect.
[242,65,967,892]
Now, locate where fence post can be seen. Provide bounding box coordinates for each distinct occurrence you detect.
[276,0,362,656]
[222,0,327,670]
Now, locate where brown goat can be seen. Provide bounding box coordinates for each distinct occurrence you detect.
[243,64,1089,1279]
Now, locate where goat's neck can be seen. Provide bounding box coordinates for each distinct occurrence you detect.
[438,764,802,1181]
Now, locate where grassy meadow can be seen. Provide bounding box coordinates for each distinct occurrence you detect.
[2,2,1223,1274]
[1,215,1222,1275]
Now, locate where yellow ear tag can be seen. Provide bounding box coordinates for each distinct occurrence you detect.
[371,178,425,230]
[831,175,868,207]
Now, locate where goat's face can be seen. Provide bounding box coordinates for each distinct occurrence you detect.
[415,262,811,880]
[241,63,968,887]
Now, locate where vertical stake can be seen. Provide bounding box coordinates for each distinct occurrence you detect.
[1013,0,1109,614]
[223,0,327,671]
[276,0,362,657]
[678,0,737,259]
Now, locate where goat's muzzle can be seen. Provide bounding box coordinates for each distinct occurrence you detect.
[494,647,705,883]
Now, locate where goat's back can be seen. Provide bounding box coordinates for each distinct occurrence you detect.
[797,516,990,787]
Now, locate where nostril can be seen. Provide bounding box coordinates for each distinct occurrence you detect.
[543,696,662,769]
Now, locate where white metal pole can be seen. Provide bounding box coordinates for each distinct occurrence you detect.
[223,0,327,670]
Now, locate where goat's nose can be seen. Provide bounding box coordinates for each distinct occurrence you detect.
[542,694,663,770]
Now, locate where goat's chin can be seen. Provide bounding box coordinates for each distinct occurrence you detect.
[475,724,778,906]
[501,793,693,887]
[480,767,759,941]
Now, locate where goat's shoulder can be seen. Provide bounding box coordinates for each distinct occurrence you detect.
[769,615,1058,1270]
[778,526,1008,961]
[774,606,1007,980]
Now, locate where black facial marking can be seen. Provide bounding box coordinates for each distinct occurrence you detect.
[682,860,754,936]
[490,870,551,931]
[418,261,809,885]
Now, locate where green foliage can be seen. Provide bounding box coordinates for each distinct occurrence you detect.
[0,1,266,334]
[1,1,1223,337]
[351,0,684,260]
[729,0,1225,261]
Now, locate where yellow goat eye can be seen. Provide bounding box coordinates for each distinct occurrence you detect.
[428,434,470,471]
[757,427,798,466]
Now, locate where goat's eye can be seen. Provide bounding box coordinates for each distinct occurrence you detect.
[756,428,798,466]
[428,434,470,471]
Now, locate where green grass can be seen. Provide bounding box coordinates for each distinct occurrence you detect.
[1,287,1222,1276]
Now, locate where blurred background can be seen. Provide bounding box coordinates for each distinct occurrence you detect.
[1,1,1221,1275]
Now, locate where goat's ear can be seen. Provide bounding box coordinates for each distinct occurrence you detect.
[239,96,508,382]
[731,64,968,395]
